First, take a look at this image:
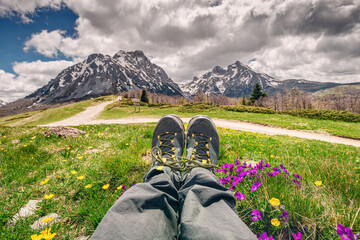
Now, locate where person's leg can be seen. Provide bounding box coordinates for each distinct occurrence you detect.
[178,168,256,240]
[90,114,185,240]
[178,115,256,240]
[90,166,181,240]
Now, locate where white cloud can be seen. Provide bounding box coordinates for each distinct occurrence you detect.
[24,30,67,57]
[0,60,74,102]
[0,0,62,23]
[1,0,360,103]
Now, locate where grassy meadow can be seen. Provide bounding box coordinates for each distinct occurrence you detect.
[0,124,359,239]
[98,102,360,139]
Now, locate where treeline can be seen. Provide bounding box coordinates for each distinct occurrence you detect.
[119,87,360,122]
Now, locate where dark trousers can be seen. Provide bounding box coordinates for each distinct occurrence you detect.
[90,167,256,240]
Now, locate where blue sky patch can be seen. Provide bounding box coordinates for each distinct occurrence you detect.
[0,7,78,73]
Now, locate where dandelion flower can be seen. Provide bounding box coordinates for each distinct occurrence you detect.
[314,181,322,186]
[41,216,54,223]
[44,194,54,200]
[102,184,110,190]
[70,150,75,153]
[40,179,50,185]
[117,185,123,190]
[40,227,57,239]
[271,218,280,227]
[77,175,85,180]
[269,198,280,207]
[23,145,27,147]
[85,184,92,189]
[77,156,84,160]
[31,234,42,240]
[71,170,78,175]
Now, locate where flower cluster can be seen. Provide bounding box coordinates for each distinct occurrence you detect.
[217,158,306,239]
[217,158,302,203]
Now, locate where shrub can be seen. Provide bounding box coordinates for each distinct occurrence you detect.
[222,105,276,114]
[281,109,360,122]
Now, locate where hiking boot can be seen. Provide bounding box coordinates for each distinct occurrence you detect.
[186,115,219,171]
[151,114,185,171]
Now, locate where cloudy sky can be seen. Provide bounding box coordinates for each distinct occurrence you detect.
[1,0,360,102]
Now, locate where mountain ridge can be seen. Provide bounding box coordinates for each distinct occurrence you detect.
[180,61,342,97]
[27,50,183,104]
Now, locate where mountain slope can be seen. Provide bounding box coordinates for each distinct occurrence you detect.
[27,50,183,104]
[181,61,342,97]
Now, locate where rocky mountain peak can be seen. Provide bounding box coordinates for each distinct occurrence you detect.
[27,50,183,104]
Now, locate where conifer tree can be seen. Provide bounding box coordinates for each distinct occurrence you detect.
[250,83,266,102]
[140,89,149,103]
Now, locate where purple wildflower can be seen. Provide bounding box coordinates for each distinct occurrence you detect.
[292,232,302,240]
[219,178,227,185]
[251,181,262,192]
[337,224,356,240]
[234,192,246,201]
[292,173,303,181]
[258,232,274,240]
[267,172,277,177]
[251,209,261,221]
[280,211,289,222]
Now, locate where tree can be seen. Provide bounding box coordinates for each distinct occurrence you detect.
[250,83,266,103]
[140,89,149,103]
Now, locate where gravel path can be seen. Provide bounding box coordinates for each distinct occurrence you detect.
[41,101,360,148]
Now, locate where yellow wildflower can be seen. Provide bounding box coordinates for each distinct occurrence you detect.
[85,184,92,189]
[71,170,78,175]
[269,198,280,207]
[31,136,36,140]
[31,234,42,240]
[40,227,57,239]
[77,175,85,180]
[40,179,50,185]
[23,145,27,147]
[70,150,75,153]
[44,194,54,200]
[77,156,83,160]
[41,216,54,223]
[271,218,280,227]
[314,181,322,186]
[117,185,123,190]
[102,184,110,190]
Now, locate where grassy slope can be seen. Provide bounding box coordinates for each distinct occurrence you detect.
[0,96,116,127]
[0,125,359,239]
[98,104,360,139]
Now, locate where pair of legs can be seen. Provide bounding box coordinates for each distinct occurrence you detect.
[90,115,256,240]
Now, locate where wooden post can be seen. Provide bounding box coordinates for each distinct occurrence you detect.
[132,98,141,112]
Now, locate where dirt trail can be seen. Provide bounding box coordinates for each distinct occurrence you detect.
[41,101,360,148]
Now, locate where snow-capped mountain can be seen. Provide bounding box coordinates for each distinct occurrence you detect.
[181,61,340,97]
[181,61,282,98]
[0,99,7,106]
[27,50,183,104]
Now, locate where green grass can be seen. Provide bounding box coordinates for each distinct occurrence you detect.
[0,124,359,239]
[0,95,116,127]
[98,103,360,139]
